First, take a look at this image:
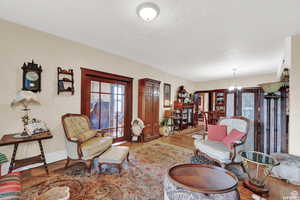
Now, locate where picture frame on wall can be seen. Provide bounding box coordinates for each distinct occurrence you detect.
[163,83,171,108]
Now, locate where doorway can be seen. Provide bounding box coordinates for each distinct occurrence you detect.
[81,68,133,142]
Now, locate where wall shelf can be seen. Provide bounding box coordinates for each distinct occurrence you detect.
[57,67,74,95]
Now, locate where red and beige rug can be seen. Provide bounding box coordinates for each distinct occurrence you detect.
[21,140,193,200]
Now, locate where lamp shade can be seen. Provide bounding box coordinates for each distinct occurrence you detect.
[11,90,40,109]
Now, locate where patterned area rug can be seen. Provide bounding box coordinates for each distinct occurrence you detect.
[21,140,193,200]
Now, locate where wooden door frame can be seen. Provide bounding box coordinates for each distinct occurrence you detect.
[81,68,133,142]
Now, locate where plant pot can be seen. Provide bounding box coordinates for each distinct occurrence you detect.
[159,126,169,136]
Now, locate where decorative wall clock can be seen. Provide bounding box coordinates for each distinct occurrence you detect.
[22,60,42,92]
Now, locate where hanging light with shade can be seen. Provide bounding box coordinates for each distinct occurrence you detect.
[228,68,242,91]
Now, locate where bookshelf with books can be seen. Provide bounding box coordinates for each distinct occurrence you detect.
[173,86,194,130]
[214,90,226,116]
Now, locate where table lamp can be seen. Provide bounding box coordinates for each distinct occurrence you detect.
[10,90,40,135]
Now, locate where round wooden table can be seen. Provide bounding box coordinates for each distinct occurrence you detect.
[168,164,239,196]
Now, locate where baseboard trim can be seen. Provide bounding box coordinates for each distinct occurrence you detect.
[1,150,67,175]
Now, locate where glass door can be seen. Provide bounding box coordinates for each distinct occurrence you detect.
[241,92,255,151]
[88,78,128,142]
[236,88,261,151]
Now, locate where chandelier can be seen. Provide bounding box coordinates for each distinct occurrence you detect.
[228,68,242,91]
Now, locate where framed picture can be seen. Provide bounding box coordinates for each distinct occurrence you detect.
[163,83,171,108]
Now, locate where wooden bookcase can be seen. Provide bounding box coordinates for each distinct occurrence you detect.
[173,86,194,130]
[214,90,226,116]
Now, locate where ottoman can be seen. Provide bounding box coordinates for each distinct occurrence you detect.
[98,146,129,174]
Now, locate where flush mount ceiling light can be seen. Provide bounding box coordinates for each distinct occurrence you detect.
[137,2,160,22]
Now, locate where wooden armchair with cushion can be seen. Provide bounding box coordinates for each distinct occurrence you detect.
[194,116,249,168]
[62,113,113,172]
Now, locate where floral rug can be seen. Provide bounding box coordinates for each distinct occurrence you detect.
[21,140,193,200]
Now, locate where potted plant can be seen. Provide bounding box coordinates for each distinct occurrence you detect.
[159,118,170,136]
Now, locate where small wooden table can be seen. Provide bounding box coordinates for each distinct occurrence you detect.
[168,164,239,195]
[0,132,53,175]
[240,151,280,197]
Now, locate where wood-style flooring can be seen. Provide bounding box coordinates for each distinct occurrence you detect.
[21,128,300,200]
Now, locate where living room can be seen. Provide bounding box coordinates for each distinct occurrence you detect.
[0,1,300,200]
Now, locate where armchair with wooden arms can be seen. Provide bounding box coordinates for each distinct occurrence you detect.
[194,116,250,168]
[62,113,113,172]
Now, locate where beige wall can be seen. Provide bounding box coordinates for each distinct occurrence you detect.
[195,73,278,91]
[0,19,196,160]
[290,34,300,156]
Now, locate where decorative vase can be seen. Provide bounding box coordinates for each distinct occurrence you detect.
[159,126,169,136]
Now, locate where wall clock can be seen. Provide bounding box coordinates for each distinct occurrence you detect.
[22,60,42,92]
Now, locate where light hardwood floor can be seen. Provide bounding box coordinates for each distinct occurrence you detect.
[21,129,300,200]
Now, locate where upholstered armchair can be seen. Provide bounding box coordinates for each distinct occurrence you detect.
[62,113,113,172]
[194,116,249,168]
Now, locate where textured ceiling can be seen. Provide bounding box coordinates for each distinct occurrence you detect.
[0,0,299,81]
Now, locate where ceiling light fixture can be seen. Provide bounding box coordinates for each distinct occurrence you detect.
[228,68,242,91]
[137,2,160,22]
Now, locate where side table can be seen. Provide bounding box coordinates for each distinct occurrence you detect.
[0,132,53,175]
[240,151,280,197]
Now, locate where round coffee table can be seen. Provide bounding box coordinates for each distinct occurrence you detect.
[167,164,239,199]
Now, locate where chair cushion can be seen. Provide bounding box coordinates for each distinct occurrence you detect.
[194,140,232,164]
[63,116,90,139]
[207,125,227,142]
[75,130,97,142]
[81,136,113,160]
[222,129,245,149]
[0,172,21,200]
[98,146,129,164]
[219,118,248,134]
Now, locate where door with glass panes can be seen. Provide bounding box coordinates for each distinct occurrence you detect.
[226,89,261,151]
[85,77,130,142]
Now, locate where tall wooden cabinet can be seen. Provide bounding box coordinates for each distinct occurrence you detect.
[138,78,161,142]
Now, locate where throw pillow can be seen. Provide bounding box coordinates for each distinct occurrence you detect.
[0,172,21,200]
[207,125,227,142]
[222,129,245,149]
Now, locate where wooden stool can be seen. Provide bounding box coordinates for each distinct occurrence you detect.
[98,146,129,174]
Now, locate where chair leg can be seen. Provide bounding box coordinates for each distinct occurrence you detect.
[126,153,130,162]
[99,163,102,174]
[194,149,200,156]
[83,160,93,176]
[88,160,93,175]
[117,164,122,175]
[65,157,70,169]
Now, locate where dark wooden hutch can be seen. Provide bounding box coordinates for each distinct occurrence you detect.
[138,78,161,142]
